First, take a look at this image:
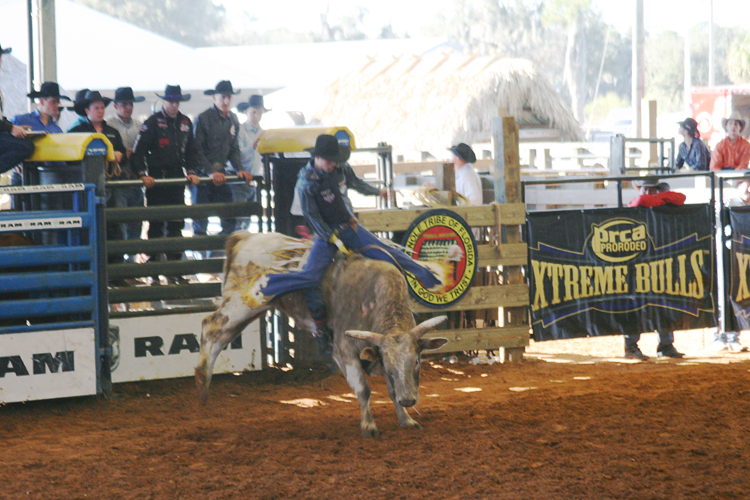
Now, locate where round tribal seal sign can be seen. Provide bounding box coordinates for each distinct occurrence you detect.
[401,209,478,308]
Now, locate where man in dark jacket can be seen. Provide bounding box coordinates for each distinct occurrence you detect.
[131,85,200,283]
[192,80,252,237]
[68,90,128,264]
[0,43,35,173]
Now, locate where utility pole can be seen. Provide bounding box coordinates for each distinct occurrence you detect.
[631,0,644,138]
[685,25,691,113]
[27,0,57,92]
[708,0,714,87]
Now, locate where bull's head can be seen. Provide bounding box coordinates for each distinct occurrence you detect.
[345,315,448,408]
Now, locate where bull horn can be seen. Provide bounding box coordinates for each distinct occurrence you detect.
[410,315,448,339]
[345,330,385,345]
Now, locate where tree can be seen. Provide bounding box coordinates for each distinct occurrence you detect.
[73,0,227,47]
[644,30,684,113]
[543,0,597,124]
[727,33,750,84]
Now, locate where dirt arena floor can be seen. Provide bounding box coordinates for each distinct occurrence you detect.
[2,329,749,500]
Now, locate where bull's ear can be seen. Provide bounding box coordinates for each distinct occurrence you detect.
[360,347,380,362]
[345,330,385,345]
[419,337,448,351]
[410,315,448,339]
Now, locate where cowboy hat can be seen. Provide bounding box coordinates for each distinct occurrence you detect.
[448,143,477,164]
[0,43,10,55]
[633,177,670,193]
[722,111,746,133]
[73,88,90,116]
[204,80,240,96]
[27,81,72,101]
[155,84,191,102]
[677,117,700,138]
[312,134,350,163]
[114,86,145,104]
[237,94,270,113]
[81,90,113,109]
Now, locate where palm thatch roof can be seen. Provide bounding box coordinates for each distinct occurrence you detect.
[313,52,583,153]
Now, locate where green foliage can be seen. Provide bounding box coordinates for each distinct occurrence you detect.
[727,33,750,84]
[583,91,629,126]
[645,31,684,113]
[689,23,738,87]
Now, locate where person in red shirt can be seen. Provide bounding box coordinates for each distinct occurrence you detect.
[624,177,686,360]
[709,111,750,171]
[628,178,686,208]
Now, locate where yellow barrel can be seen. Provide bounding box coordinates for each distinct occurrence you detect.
[257,127,356,154]
[26,133,116,162]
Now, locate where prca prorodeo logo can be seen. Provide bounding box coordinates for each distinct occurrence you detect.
[589,218,650,263]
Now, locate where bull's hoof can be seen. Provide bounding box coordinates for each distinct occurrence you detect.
[361,425,380,438]
[402,420,423,430]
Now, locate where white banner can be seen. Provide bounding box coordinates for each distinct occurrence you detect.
[0,328,98,404]
[0,183,86,195]
[0,217,83,232]
[109,312,262,383]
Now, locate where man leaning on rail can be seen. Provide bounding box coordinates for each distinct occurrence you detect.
[131,85,201,286]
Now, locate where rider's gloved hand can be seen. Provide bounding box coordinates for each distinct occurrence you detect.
[329,233,352,256]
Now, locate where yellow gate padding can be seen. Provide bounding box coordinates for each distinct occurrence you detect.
[26,133,116,162]
[257,127,356,154]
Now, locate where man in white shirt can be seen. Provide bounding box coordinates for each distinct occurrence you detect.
[449,142,482,206]
[108,87,146,251]
[234,94,266,230]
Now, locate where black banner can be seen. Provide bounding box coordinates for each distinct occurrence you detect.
[527,205,716,341]
[728,207,750,330]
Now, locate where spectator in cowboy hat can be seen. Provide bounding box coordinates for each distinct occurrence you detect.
[628,177,686,208]
[624,176,686,361]
[192,80,248,237]
[675,117,711,171]
[131,84,200,285]
[69,91,130,265]
[0,42,35,174]
[65,88,91,131]
[710,111,750,171]
[107,87,147,254]
[449,142,482,206]
[8,82,70,188]
[232,94,268,229]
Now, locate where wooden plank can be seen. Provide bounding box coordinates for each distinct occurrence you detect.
[356,203,526,231]
[423,326,530,353]
[477,243,527,267]
[409,284,528,313]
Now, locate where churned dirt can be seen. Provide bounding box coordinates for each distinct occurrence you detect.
[1,330,749,500]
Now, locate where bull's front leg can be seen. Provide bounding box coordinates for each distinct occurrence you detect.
[338,358,379,438]
[385,377,422,430]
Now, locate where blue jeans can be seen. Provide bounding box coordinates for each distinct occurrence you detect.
[190,182,234,236]
[111,186,145,241]
[261,225,441,321]
[230,181,257,231]
[624,330,674,350]
[0,133,34,174]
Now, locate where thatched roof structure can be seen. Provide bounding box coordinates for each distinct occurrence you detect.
[313,52,583,153]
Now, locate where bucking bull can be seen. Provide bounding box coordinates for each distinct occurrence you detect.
[195,232,449,437]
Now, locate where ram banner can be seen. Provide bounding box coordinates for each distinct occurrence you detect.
[527,205,716,341]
